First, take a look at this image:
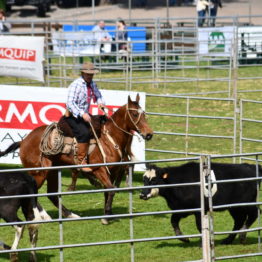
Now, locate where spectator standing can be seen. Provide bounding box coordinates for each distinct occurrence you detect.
[209,0,222,27]
[115,19,128,52]
[196,0,209,27]
[92,20,112,53]
[0,9,11,33]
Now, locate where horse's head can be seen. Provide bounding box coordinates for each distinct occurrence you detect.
[125,94,153,141]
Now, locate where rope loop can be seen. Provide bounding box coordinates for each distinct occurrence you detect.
[39,123,64,156]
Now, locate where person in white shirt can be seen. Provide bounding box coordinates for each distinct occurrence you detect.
[92,20,112,53]
[196,0,209,27]
[0,9,11,33]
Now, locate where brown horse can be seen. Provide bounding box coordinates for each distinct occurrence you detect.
[0,94,153,223]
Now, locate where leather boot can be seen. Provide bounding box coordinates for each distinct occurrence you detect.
[77,143,92,172]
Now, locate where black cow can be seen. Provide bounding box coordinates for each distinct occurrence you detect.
[0,171,42,262]
[140,162,261,245]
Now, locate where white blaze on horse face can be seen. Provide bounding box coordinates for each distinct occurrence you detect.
[143,169,159,198]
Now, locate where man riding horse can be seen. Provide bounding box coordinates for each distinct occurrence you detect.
[65,62,106,172]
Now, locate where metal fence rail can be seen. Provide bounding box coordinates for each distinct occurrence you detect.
[1,153,262,261]
[0,15,261,95]
[240,99,262,162]
[145,93,237,157]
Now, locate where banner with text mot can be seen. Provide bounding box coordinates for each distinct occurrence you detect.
[0,36,44,82]
[198,26,235,57]
[0,85,146,171]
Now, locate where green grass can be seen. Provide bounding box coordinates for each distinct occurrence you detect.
[1,63,262,261]
[1,170,262,262]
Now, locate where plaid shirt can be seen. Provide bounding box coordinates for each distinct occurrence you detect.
[66,77,104,118]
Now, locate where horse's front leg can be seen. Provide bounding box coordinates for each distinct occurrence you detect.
[101,190,116,225]
[93,167,116,225]
[67,169,79,191]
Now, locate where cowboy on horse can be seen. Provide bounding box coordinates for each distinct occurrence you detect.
[65,62,106,172]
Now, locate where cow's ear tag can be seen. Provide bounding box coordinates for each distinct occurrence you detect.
[163,173,168,179]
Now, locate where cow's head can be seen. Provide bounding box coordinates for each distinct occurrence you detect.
[140,164,168,200]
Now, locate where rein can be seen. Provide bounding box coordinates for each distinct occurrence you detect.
[102,105,143,139]
[89,121,111,175]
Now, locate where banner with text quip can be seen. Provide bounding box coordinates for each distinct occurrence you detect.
[0,85,146,171]
[0,36,44,82]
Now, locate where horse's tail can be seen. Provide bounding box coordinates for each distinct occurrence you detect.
[0,141,21,157]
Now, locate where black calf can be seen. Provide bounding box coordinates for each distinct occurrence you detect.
[0,171,41,262]
[140,162,260,244]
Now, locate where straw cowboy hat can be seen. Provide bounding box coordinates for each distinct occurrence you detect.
[81,62,99,74]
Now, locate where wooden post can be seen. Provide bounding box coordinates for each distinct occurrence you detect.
[202,215,211,262]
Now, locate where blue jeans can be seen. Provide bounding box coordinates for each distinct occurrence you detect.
[210,6,218,26]
[198,10,206,27]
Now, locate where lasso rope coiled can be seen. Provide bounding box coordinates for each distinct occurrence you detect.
[39,122,64,156]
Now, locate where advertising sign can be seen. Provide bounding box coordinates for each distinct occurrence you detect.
[0,85,146,170]
[238,26,262,59]
[52,32,100,56]
[198,26,235,57]
[0,36,44,82]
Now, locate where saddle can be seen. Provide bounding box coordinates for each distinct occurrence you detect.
[57,115,107,139]
[41,115,107,156]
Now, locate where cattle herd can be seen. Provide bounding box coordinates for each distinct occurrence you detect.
[0,161,261,261]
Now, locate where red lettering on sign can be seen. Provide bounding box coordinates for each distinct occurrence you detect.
[0,48,36,62]
[0,100,119,130]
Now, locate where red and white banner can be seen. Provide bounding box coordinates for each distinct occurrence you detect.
[0,85,146,170]
[0,36,44,82]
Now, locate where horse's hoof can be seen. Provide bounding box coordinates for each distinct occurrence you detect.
[67,185,76,191]
[101,218,109,225]
[67,213,80,219]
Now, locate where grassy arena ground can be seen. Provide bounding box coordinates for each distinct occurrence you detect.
[1,64,262,261]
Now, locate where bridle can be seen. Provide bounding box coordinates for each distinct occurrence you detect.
[125,104,144,134]
[102,104,144,137]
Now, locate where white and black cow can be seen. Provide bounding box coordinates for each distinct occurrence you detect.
[0,171,42,262]
[140,162,261,245]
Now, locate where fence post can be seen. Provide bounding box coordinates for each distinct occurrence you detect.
[200,155,214,262]
[256,155,261,249]
[58,169,64,262]
[128,165,135,262]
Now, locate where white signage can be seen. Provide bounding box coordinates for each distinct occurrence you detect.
[238,26,262,59]
[52,32,101,56]
[198,26,235,57]
[0,85,146,170]
[0,36,44,82]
